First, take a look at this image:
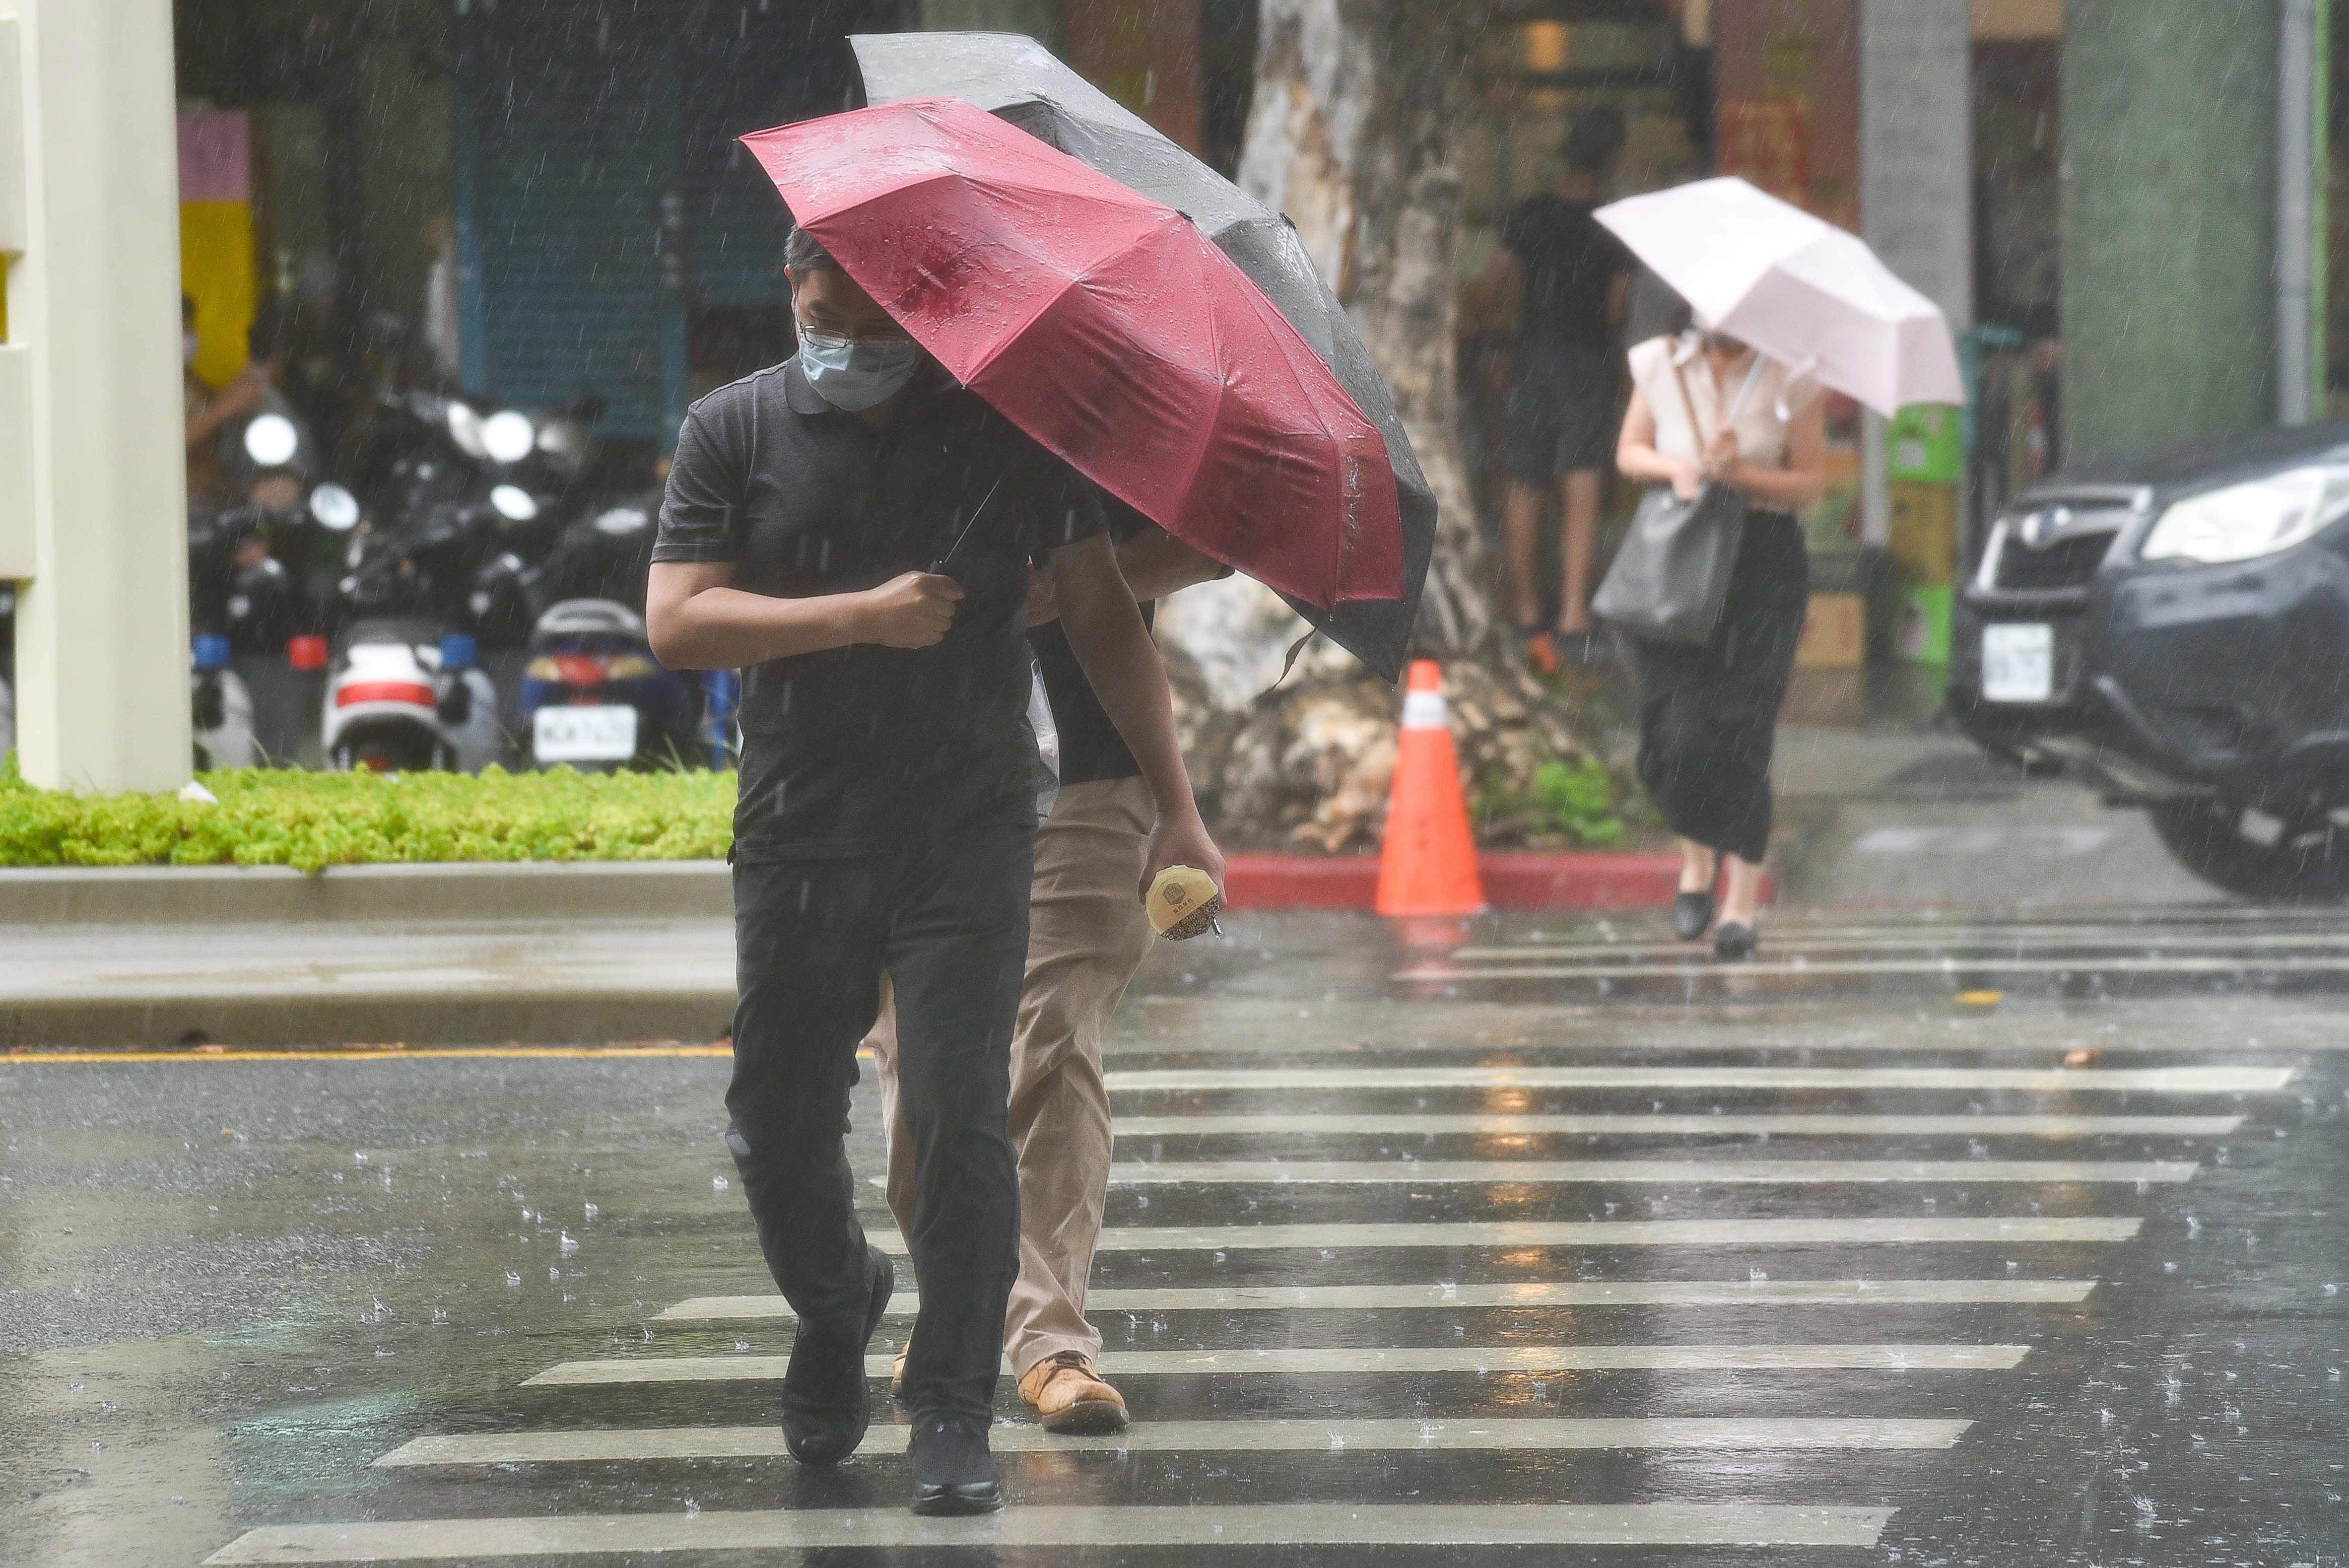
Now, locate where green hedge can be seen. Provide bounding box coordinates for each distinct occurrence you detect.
[0,755,735,872]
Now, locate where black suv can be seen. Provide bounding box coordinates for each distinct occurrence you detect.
[1950,421,2349,900]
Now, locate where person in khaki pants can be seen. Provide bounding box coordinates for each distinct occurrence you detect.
[869,510,1224,1433]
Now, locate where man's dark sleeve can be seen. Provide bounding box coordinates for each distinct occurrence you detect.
[652,395,746,564]
[1012,436,1108,557]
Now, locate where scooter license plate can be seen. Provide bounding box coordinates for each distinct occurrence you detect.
[1981,622,2055,703]
[534,704,638,763]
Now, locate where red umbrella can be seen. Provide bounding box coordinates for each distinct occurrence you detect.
[740,96,1402,611]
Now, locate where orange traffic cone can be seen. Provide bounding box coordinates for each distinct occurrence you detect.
[1375,660,1487,917]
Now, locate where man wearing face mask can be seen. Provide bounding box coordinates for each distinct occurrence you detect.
[646,227,1222,1518]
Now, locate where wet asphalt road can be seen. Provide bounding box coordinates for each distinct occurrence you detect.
[4,902,2347,1566]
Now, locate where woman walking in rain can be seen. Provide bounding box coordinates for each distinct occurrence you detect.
[1614,321,1826,960]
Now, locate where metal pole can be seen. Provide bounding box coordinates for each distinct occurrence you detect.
[2278,0,2316,426]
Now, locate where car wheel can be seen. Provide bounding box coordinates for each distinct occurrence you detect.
[2146,798,2349,903]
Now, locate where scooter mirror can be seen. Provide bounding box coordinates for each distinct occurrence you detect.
[445,401,489,458]
[243,413,300,468]
[483,410,536,464]
[490,484,540,522]
[309,483,361,532]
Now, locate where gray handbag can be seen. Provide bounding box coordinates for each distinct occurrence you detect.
[1592,356,1754,648]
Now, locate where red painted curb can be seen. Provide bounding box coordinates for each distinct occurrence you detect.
[1223,852,1686,912]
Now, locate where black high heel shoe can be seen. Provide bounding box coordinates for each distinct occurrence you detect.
[1672,890,1715,941]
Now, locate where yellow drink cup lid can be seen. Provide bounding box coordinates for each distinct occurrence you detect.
[1146,865,1223,940]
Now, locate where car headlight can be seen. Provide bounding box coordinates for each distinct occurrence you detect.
[489,484,540,522]
[242,413,300,467]
[445,401,489,458]
[2140,464,2349,564]
[483,410,536,464]
[308,484,361,531]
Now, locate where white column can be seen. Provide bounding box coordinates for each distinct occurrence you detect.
[2277,0,2317,426]
[1858,0,1973,547]
[0,0,191,791]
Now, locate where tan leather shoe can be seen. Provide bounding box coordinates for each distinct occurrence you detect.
[1018,1351,1128,1434]
[890,1343,909,1401]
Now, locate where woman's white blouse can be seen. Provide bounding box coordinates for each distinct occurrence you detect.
[1627,332,1821,469]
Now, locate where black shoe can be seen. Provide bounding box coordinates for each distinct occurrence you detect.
[1672,891,1715,941]
[1713,921,1758,962]
[780,1246,893,1468]
[909,1413,1003,1516]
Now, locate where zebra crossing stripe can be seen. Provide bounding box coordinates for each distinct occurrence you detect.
[203,1503,1897,1559]
[1403,955,2349,980]
[659,1278,2098,1319]
[1113,1113,2245,1136]
[854,1215,2141,1255]
[1098,1158,2198,1185]
[1104,1065,2290,1093]
[520,1343,2029,1386]
[375,1416,1974,1466]
[1453,928,2349,960]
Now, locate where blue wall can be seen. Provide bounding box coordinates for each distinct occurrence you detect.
[452,0,895,443]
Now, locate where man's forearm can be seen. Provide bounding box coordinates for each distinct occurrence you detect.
[650,585,864,669]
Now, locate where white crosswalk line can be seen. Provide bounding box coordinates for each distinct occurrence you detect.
[1453,928,2349,961]
[1106,1065,2291,1093]
[203,1503,1897,1559]
[658,1277,2099,1319]
[1404,955,2349,980]
[210,916,2281,1565]
[520,1344,2029,1385]
[858,1214,2141,1254]
[1114,1112,2245,1136]
[1098,1158,2197,1185]
[376,1416,1974,1466]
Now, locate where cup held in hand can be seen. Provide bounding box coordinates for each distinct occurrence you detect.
[1147,865,1224,940]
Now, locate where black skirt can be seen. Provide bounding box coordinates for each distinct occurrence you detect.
[1622,511,1808,864]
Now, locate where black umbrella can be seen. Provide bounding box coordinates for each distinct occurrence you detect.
[850,30,1433,684]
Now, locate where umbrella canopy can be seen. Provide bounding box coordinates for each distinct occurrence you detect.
[1594,176,1965,417]
[851,30,1433,681]
[740,96,1402,618]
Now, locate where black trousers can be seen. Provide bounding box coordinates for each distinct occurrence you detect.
[1625,512,1808,865]
[726,823,1033,1427]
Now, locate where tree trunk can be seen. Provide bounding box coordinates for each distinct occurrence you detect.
[1236,0,1496,659]
[1159,0,1627,856]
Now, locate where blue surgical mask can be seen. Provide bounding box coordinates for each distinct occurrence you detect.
[797,328,920,412]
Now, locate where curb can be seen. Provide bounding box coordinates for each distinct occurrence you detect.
[0,853,1683,925]
[1223,853,1681,912]
[0,854,1685,1047]
[0,861,733,925]
[1,994,739,1053]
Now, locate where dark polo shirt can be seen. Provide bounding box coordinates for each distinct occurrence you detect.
[654,358,1105,860]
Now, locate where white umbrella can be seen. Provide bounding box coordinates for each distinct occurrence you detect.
[1594,176,1965,416]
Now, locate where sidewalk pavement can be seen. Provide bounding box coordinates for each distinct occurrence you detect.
[1,723,2214,1048]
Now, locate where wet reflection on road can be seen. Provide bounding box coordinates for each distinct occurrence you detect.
[3,908,2343,1565]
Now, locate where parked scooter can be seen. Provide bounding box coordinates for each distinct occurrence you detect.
[321,622,502,774]
[317,390,587,772]
[191,633,259,771]
[514,493,703,770]
[187,410,357,767]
